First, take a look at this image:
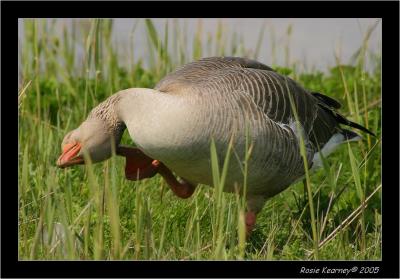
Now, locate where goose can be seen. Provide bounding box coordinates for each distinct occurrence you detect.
[56,57,375,236]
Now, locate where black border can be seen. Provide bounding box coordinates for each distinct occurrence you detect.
[3,1,399,278]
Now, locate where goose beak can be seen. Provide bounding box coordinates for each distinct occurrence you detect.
[56,142,84,168]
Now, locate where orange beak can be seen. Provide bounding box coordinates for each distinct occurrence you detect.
[56,142,84,168]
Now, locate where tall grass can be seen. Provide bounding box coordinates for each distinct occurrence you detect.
[18,18,381,260]
[286,85,319,259]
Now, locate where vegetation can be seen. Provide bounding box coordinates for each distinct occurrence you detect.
[18,19,381,260]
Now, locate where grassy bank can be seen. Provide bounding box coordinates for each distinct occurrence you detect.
[18,19,381,260]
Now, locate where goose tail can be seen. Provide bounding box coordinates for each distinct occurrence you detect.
[334,112,376,137]
[312,91,376,137]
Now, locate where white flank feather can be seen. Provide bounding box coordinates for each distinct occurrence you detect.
[311,132,361,170]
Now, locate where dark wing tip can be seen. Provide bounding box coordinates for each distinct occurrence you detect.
[334,112,376,137]
[312,92,342,109]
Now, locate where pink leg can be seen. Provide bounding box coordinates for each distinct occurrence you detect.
[116,146,197,199]
[152,160,196,199]
[117,146,157,180]
[245,195,267,237]
[245,211,257,237]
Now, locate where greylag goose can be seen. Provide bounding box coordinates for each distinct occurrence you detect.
[57,57,374,235]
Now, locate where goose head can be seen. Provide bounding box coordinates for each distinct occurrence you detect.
[57,93,127,168]
[57,118,120,168]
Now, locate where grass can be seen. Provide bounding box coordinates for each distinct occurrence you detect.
[18,18,381,260]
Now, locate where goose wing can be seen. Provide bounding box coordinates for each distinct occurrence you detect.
[155,56,274,93]
[155,57,339,151]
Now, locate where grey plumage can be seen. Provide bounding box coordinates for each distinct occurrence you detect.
[150,57,374,198]
[80,56,374,214]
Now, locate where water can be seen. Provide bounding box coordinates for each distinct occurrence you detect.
[18,18,381,74]
[112,18,381,71]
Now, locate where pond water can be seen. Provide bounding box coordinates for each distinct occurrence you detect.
[18,18,381,73]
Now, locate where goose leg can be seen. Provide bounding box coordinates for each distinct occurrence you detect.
[245,211,257,236]
[245,195,267,237]
[117,146,158,180]
[151,160,197,199]
[117,146,196,199]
